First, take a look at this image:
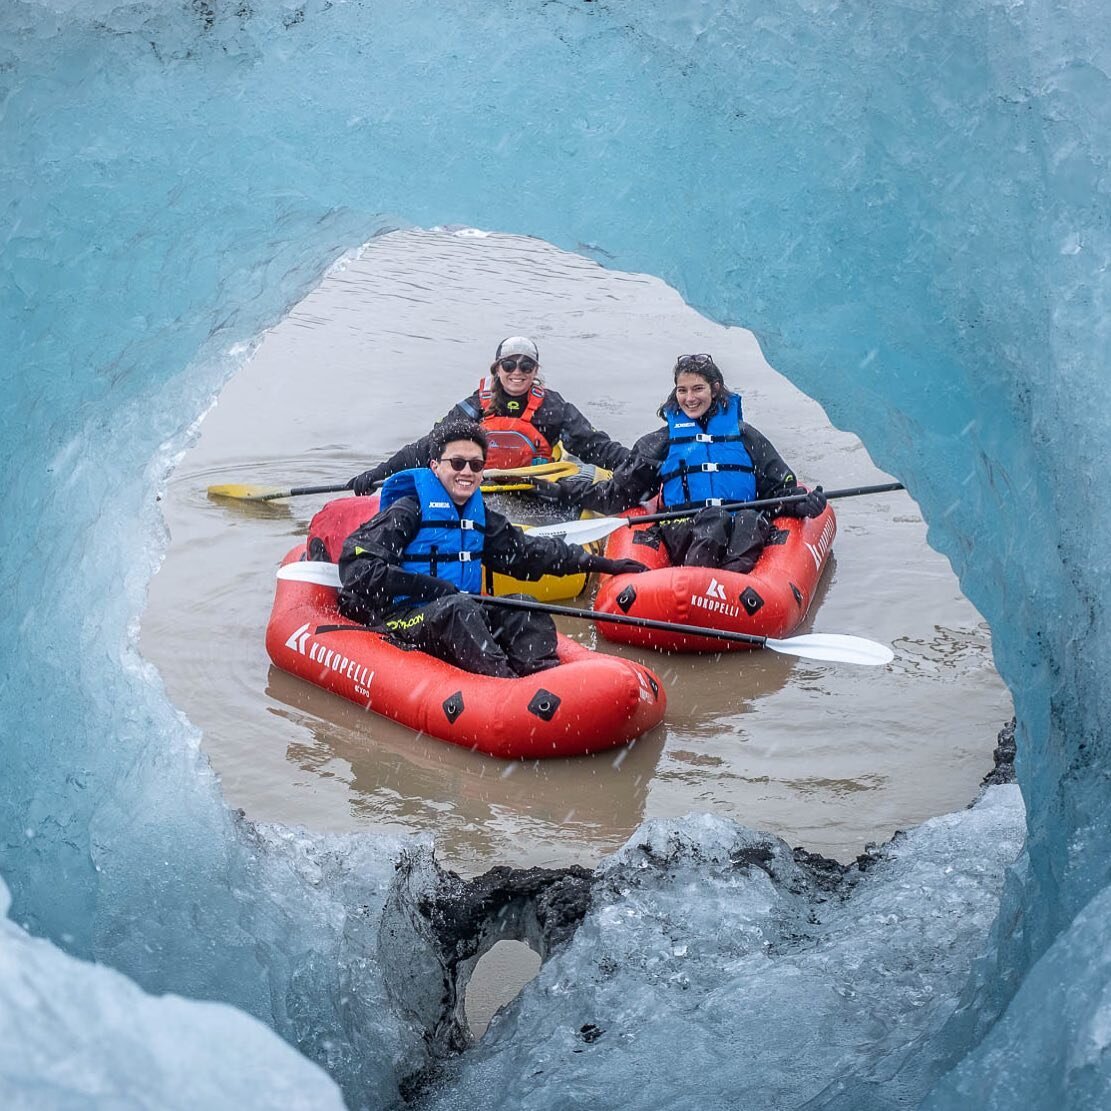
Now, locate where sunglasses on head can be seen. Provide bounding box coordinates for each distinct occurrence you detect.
[497,356,538,373]
[439,456,486,473]
[676,353,716,370]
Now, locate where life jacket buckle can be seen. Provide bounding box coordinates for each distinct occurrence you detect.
[695,433,715,443]
[706,498,724,506]
[702,462,719,472]
[460,519,476,530]
[458,551,475,562]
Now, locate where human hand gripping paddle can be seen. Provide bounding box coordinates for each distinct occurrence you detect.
[525,482,906,544]
[273,562,894,666]
[207,459,582,502]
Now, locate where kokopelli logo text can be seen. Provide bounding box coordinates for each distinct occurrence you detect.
[691,577,740,617]
[804,516,837,571]
[285,623,375,696]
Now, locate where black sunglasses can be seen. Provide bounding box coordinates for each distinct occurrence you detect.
[440,456,486,473]
[497,356,538,373]
[676,353,716,370]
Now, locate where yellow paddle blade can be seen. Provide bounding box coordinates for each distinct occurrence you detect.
[480,480,540,492]
[207,483,289,501]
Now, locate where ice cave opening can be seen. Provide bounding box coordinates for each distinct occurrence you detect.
[3,0,1109,1108]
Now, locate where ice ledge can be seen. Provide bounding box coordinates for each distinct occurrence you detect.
[377,726,1024,1107]
[0,876,344,1109]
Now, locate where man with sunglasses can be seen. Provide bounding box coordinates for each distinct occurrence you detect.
[337,420,646,677]
[347,336,632,493]
[540,354,827,573]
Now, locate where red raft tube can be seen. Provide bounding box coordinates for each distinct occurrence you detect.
[593,504,837,652]
[266,545,667,759]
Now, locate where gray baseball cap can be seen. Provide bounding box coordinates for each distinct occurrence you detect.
[495,336,539,362]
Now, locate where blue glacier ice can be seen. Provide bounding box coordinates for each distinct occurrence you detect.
[2,0,1108,1106]
[0,875,345,1108]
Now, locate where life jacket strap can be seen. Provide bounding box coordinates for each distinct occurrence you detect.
[415,517,486,533]
[667,433,746,446]
[404,548,477,562]
[659,462,755,483]
[662,498,741,512]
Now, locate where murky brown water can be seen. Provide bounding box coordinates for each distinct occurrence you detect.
[142,228,1011,878]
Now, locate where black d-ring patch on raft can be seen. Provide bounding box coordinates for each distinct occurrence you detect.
[632,526,662,550]
[443,692,465,724]
[647,674,659,698]
[739,587,764,615]
[615,586,637,613]
[767,527,791,546]
[527,689,561,722]
[790,582,804,607]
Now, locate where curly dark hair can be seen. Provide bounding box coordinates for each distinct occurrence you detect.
[429,419,488,460]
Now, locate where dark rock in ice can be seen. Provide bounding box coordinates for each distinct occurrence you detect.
[980,717,1017,788]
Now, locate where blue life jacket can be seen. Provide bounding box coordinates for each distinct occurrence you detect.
[378,468,485,601]
[659,393,756,509]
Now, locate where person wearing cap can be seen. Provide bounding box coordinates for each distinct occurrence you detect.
[338,420,646,677]
[347,336,631,494]
[538,354,828,573]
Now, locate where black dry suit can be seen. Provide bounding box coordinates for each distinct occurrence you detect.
[348,385,632,494]
[338,468,606,678]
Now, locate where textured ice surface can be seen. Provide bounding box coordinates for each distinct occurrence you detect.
[422,789,1026,1110]
[0,876,344,1109]
[2,0,1109,1106]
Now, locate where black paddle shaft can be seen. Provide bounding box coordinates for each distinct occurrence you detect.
[631,481,906,526]
[313,588,772,647]
[259,482,354,501]
[265,469,555,501]
[476,594,770,648]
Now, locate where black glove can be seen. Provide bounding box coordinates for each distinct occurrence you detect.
[791,486,827,518]
[349,465,388,496]
[585,556,649,576]
[531,474,595,507]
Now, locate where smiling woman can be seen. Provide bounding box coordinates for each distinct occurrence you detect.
[553,351,828,578]
[347,333,633,489]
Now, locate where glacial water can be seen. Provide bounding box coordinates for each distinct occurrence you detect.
[2,1,1108,1107]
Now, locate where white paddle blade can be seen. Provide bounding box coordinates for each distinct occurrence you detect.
[277,561,342,588]
[764,633,894,666]
[527,516,628,544]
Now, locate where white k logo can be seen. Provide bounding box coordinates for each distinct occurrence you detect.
[285,623,311,654]
[706,578,728,600]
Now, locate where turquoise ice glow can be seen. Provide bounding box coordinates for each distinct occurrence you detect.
[2,0,1108,1105]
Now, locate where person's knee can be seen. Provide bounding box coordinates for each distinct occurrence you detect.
[423,593,481,628]
[694,506,730,527]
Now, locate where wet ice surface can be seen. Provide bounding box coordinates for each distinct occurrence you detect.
[0,871,344,1109]
[419,785,1025,1110]
[0,819,426,1109]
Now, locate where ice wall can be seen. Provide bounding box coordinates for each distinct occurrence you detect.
[2,0,1108,1105]
[0,877,346,1107]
